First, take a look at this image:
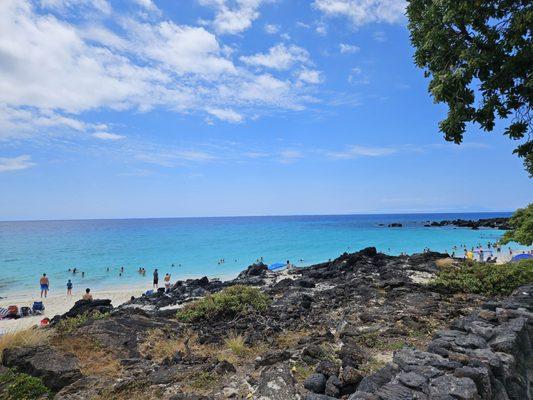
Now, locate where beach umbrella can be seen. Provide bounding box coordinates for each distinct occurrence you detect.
[268,262,286,271]
[511,253,533,262]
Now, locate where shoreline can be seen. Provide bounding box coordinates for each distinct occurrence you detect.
[0,247,529,333]
[0,285,148,333]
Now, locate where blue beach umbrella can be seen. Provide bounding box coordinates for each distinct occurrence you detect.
[268,262,286,271]
[511,253,533,262]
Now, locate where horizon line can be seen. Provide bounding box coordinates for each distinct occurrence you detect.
[0,210,514,224]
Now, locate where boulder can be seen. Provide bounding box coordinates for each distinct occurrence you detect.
[305,394,338,400]
[2,345,82,391]
[324,375,341,397]
[53,299,112,323]
[428,374,478,400]
[255,364,298,400]
[255,350,291,368]
[214,360,236,375]
[315,360,339,377]
[304,373,327,394]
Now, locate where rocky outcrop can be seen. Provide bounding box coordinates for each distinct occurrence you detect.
[51,299,113,325]
[428,217,510,230]
[348,284,532,400]
[2,345,82,391]
[2,248,530,399]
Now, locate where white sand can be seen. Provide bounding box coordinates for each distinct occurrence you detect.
[0,285,149,333]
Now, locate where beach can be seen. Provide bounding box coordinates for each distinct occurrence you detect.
[0,285,148,333]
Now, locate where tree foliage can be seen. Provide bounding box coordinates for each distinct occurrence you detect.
[500,203,533,245]
[407,0,533,175]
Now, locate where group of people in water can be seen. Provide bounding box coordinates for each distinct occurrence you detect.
[39,264,179,300]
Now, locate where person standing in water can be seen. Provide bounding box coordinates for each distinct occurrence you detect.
[40,273,49,298]
[153,269,159,289]
[66,279,73,296]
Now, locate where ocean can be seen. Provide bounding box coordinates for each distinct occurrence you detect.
[0,212,522,296]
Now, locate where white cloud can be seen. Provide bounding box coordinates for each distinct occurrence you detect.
[92,132,125,140]
[135,149,216,167]
[207,108,244,123]
[39,0,112,14]
[0,155,35,172]
[315,22,327,35]
[198,0,268,35]
[0,0,320,139]
[279,150,303,163]
[373,30,387,42]
[298,69,322,84]
[240,44,310,70]
[347,67,369,84]
[326,145,396,159]
[264,23,279,34]
[313,0,406,26]
[132,0,159,11]
[339,43,360,54]
[122,19,236,76]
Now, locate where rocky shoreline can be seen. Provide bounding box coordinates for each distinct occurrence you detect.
[424,217,511,230]
[1,248,531,400]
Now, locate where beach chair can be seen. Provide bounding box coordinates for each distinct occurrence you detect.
[32,301,45,315]
[0,307,8,319]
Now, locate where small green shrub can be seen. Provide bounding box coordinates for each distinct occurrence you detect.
[188,371,219,390]
[0,369,51,400]
[56,311,110,334]
[432,259,533,296]
[176,285,270,322]
[291,361,314,382]
[224,333,248,358]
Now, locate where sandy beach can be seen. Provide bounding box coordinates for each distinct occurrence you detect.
[0,285,149,333]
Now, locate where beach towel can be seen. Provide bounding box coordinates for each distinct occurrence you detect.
[0,307,8,318]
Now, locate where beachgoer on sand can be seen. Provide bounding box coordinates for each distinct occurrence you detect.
[40,273,49,298]
[164,273,171,292]
[82,288,93,301]
[153,269,159,289]
[67,279,73,296]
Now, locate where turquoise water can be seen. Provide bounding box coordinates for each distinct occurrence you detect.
[0,213,523,296]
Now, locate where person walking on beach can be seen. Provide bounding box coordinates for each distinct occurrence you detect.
[82,288,93,301]
[67,279,73,296]
[164,273,171,292]
[153,269,159,289]
[40,273,49,298]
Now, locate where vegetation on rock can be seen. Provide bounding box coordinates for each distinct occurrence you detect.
[176,284,270,322]
[0,328,51,363]
[56,311,110,335]
[0,369,51,400]
[432,259,533,295]
[500,203,533,246]
[407,0,533,174]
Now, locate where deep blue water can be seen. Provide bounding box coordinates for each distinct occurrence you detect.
[0,212,522,295]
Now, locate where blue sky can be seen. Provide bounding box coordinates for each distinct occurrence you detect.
[0,0,531,220]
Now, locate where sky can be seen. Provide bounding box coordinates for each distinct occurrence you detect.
[0,0,531,221]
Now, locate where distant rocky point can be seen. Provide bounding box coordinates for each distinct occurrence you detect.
[426,217,510,230]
